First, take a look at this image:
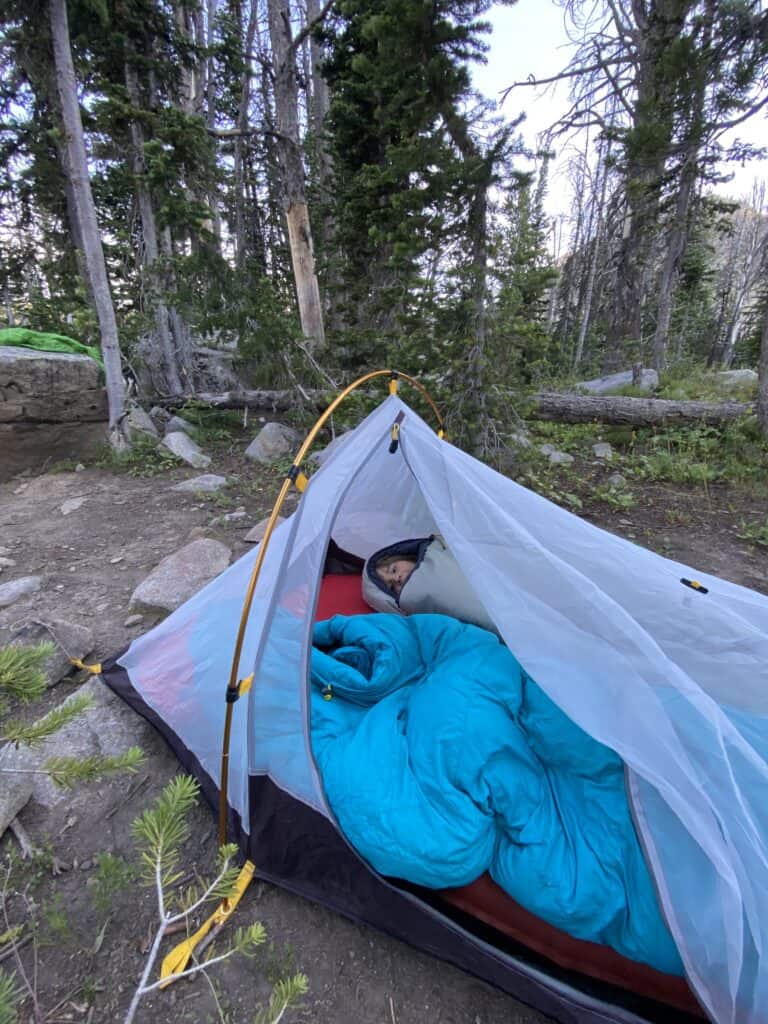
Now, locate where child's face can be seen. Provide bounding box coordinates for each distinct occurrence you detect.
[376,559,415,596]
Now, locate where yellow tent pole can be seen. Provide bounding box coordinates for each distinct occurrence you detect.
[161,370,442,989]
[218,368,443,844]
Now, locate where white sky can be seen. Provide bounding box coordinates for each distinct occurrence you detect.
[473,0,768,219]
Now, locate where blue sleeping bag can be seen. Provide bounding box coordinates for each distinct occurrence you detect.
[310,612,683,977]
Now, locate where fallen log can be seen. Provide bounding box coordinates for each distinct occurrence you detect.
[528,392,753,427]
[155,388,331,412]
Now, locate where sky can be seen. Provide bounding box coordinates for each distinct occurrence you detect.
[472,0,768,222]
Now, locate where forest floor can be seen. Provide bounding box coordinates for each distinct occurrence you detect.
[1,418,767,1024]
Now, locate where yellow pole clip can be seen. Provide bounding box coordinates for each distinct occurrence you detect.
[437,428,445,440]
[287,464,308,492]
[388,373,399,395]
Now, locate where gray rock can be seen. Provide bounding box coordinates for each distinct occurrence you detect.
[245,422,300,464]
[607,472,627,488]
[60,496,87,515]
[171,474,229,493]
[0,557,16,568]
[0,773,32,841]
[538,444,574,465]
[0,346,106,424]
[716,369,758,386]
[162,431,211,469]
[129,538,231,617]
[124,614,144,627]
[149,406,172,430]
[592,442,613,459]
[309,431,353,466]
[0,576,42,609]
[8,617,94,688]
[575,369,659,394]
[508,430,532,448]
[0,678,158,810]
[125,405,159,442]
[245,516,287,543]
[165,415,196,436]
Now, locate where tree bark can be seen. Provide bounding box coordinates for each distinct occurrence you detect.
[125,61,184,397]
[758,298,768,437]
[267,0,325,349]
[529,392,751,427]
[48,0,128,446]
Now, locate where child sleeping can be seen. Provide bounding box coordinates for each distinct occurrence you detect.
[362,534,499,634]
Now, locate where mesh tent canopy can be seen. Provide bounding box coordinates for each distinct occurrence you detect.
[111,394,768,1024]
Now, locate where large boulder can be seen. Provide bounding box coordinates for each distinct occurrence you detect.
[0,346,108,480]
[245,422,300,464]
[129,538,231,617]
[716,369,758,388]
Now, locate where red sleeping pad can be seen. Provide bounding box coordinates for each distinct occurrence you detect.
[314,573,703,1017]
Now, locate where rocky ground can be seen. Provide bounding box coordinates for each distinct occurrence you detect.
[1,419,766,1024]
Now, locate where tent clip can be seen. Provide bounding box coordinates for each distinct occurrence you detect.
[225,674,254,703]
[321,683,333,701]
[286,464,308,492]
[681,578,709,594]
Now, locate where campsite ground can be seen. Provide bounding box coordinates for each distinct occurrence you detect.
[1,421,767,1024]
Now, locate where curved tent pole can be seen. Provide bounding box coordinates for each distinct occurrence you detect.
[219,368,444,845]
[160,370,443,986]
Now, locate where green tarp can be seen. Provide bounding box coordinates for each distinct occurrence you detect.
[0,327,103,368]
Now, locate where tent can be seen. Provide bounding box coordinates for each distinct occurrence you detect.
[102,375,768,1024]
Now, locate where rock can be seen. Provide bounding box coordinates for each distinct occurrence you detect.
[0,347,109,481]
[165,415,196,436]
[124,614,144,627]
[60,496,87,515]
[309,431,353,466]
[0,576,42,609]
[125,405,159,442]
[508,430,532,448]
[607,472,626,488]
[0,557,16,568]
[221,509,247,523]
[128,538,231,617]
[149,406,172,430]
[162,431,211,469]
[0,678,159,810]
[245,422,300,464]
[575,369,659,394]
[0,546,12,556]
[0,773,32,842]
[75,463,85,472]
[171,474,229,493]
[592,442,613,459]
[245,516,287,543]
[715,369,758,387]
[539,444,574,465]
[8,617,94,688]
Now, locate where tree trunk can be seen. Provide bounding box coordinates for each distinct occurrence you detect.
[267,0,325,349]
[233,0,259,270]
[651,159,696,371]
[48,0,128,446]
[125,61,184,397]
[758,298,768,438]
[529,392,750,427]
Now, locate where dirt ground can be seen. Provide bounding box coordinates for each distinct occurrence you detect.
[1,429,766,1024]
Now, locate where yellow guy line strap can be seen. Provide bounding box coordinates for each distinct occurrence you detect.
[69,658,102,674]
[159,860,256,987]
